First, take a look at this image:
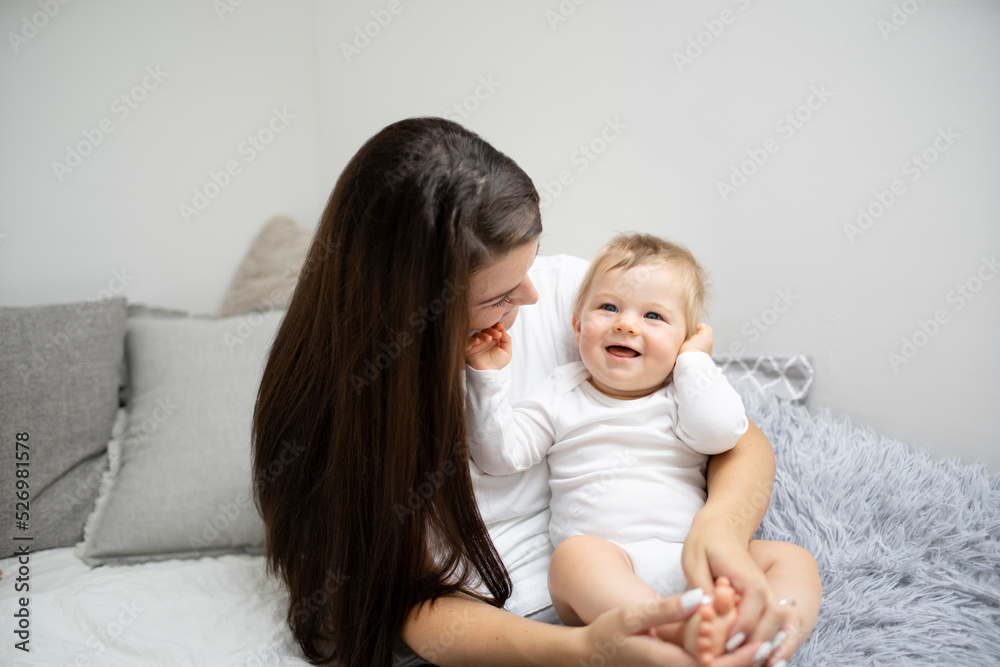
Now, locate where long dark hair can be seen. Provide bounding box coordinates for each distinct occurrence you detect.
[252,117,542,666]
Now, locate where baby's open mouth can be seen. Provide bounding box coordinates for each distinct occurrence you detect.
[606,345,640,358]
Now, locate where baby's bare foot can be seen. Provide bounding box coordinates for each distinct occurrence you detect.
[682,577,740,665]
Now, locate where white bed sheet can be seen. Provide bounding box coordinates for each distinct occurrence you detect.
[0,546,310,666]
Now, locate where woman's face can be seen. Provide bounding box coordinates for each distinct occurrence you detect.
[467,239,540,333]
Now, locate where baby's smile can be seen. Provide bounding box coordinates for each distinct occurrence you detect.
[606,344,640,359]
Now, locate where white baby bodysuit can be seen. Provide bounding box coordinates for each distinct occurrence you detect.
[466,351,748,595]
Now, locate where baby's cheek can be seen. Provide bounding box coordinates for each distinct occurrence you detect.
[578,328,600,349]
[581,318,605,338]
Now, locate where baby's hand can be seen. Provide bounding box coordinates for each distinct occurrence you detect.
[465,321,512,370]
[679,323,713,356]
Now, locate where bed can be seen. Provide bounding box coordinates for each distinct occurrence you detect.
[2,217,998,666]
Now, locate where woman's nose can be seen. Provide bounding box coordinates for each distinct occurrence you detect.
[513,276,538,306]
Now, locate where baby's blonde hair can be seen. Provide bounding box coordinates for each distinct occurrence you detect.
[573,232,708,336]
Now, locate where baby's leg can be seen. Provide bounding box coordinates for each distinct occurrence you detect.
[748,540,822,666]
[549,535,740,665]
[548,535,662,625]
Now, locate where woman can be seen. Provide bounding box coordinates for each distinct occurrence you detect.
[252,117,792,666]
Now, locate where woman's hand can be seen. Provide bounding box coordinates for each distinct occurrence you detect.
[404,590,767,667]
[681,521,790,661]
[579,594,764,667]
[466,321,512,370]
[681,419,793,662]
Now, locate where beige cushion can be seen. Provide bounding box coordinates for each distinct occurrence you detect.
[216,216,312,317]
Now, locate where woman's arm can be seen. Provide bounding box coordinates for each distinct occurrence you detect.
[402,592,765,667]
[682,419,788,647]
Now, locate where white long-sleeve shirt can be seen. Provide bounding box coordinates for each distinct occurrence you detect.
[467,350,748,547]
[467,254,588,616]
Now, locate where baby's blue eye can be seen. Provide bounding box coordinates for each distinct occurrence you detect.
[601,304,617,313]
[644,312,662,320]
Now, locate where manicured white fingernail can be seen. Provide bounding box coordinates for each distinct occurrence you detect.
[771,631,787,649]
[681,588,704,610]
[724,632,746,652]
[773,660,788,667]
[752,641,773,662]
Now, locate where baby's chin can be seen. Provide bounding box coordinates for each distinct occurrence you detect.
[585,366,671,398]
[587,376,664,400]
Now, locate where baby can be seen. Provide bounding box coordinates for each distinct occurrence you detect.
[465,232,821,665]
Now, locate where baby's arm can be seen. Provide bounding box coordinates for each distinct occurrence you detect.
[465,325,558,475]
[673,324,749,455]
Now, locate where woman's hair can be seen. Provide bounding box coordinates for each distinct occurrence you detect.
[252,117,541,666]
[572,232,709,335]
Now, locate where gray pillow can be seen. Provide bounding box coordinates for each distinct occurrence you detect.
[0,298,127,558]
[714,354,814,404]
[77,306,285,565]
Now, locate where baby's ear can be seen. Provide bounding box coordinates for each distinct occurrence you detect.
[571,312,582,343]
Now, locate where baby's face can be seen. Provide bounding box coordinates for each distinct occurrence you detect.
[573,264,688,399]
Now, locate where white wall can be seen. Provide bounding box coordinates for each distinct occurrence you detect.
[0,0,322,309]
[2,1,997,471]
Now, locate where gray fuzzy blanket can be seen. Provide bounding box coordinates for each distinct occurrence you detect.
[740,385,1000,666]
